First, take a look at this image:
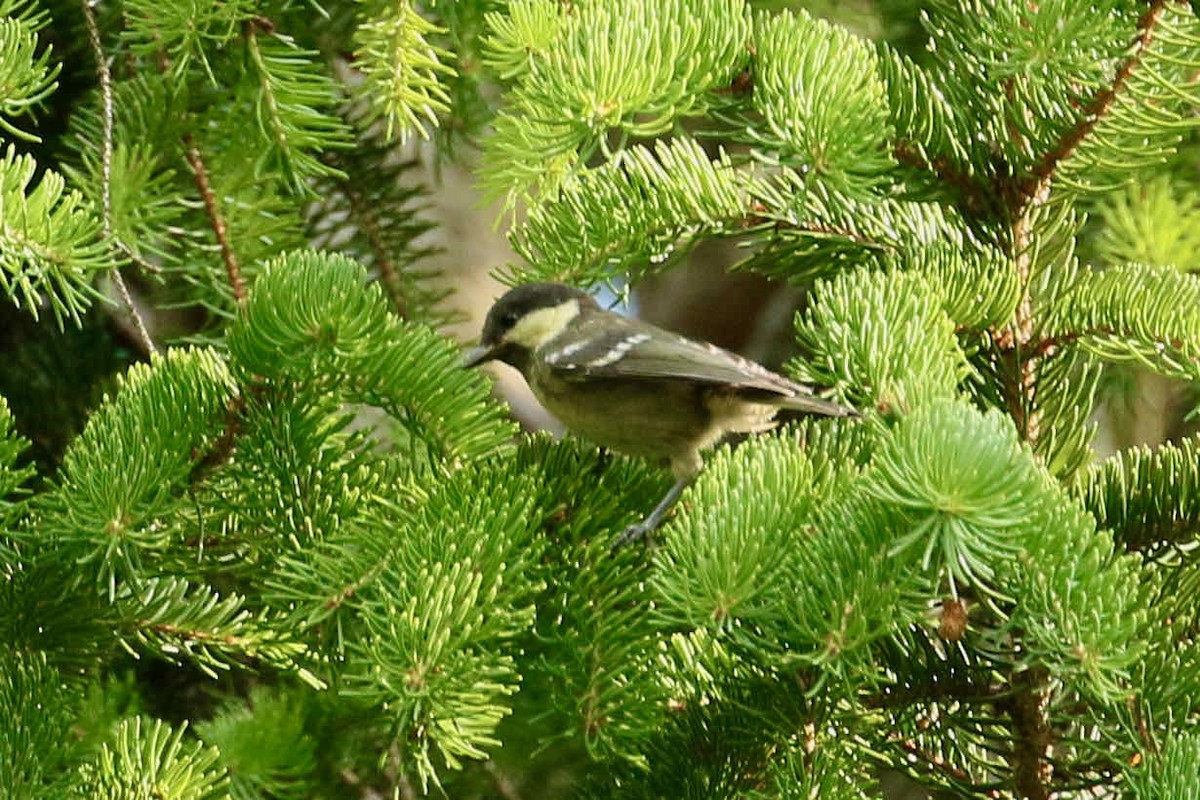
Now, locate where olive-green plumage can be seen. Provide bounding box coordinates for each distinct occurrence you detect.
[466,282,858,543]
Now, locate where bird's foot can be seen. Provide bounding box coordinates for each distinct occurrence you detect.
[591,447,612,477]
[611,477,689,552]
[611,520,657,551]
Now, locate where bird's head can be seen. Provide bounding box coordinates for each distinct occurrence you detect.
[464,282,596,372]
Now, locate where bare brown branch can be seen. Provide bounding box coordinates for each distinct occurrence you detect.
[183,139,246,304]
[343,182,410,319]
[82,0,157,356]
[1007,667,1053,800]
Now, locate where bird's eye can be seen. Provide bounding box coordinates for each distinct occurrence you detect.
[500,310,520,329]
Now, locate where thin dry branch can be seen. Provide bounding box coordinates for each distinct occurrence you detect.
[82,0,157,355]
[183,139,246,304]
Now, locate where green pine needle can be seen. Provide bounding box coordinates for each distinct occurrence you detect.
[792,269,969,413]
[1123,731,1200,798]
[0,146,113,327]
[73,717,229,800]
[35,349,236,599]
[0,4,60,143]
[866,400,1050,600]
[352,0,455,144]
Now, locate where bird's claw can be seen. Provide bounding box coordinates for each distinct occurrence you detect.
[611,521,655,551]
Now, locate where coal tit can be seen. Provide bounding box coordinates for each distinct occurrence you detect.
[465,282,858,545]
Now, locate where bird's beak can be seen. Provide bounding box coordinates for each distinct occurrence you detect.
[463,343,498,368]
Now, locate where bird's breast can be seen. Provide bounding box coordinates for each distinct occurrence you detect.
[528,370,705,464]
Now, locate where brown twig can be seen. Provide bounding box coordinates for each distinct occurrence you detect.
[390,744,417,800]
[482,761,523,800]
[1006,667,1053,800]
[81,0,158,356]
[744,200,887,248]
[895,739,975,784]
[187,390,255,486]
[893,140,991,214]
[141,620,242,646]
[1128,694,1157,755]
[343,181,410,319]
[183,139,246,304]
[791,220,886,248]
[323,561,386,611]
[1003,210,1041,442]
[148,35,246,306]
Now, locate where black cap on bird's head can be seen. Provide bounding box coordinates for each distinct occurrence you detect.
[464,282,596,370]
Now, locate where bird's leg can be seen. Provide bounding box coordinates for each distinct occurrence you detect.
[612,476,690,549]
[591,447,612,476]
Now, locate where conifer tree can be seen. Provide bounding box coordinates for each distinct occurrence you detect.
[1,1,1199,797]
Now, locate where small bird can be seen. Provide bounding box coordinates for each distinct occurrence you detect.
[465,282,859,545]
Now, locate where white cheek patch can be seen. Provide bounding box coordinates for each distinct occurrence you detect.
[505,300,581,349]
[586,333,651,368]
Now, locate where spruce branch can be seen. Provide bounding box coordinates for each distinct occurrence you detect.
[881,46,982,203]
[32,348,236,599]
[1134,630,1200,738]
[1094,176,1200,269]
[747,8,896,199]
[0,558,115,672]
[194,384,387,578]
[1039,264,1200,382]
[332,460,548,789]
[1009,496,1149,699]
[1074,433,1200,551]
[194,685,319,800]
[502,437,670,763]
[479,0,751,207]
[507,137,749,285]
[352,0,455,144]
[0,651,80,797]
[143,28,251,307]
[345,183,411,318]
[751,182,1020,328]
[0,146,113,326]
[652,428,844,631]
[242,22,353,194]
[123,0,253,79]
[120,576,312,679]
[481,0,564,81]
[1023,347,1101,479]
[1123,731,1200,797]
[1016,0,1170,213]
[893,1,1199,449]
[73,717,229,799]
[0,396,34,532]
[791,270,969,413]
[1054,1,1200,194]
[0,0,60,143]
[866,402,1050,602]
[61,90,185,275]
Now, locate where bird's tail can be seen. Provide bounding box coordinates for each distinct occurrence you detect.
[778,392,860,418]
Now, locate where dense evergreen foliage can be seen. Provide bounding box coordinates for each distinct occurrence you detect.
[1,0,1199,797]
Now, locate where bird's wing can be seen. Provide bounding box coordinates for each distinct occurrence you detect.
[542,313,856,417]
